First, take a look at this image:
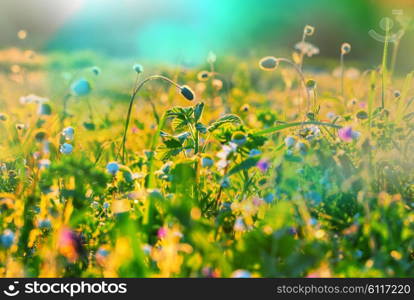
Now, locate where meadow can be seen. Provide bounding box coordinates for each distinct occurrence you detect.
[0,23,414,278]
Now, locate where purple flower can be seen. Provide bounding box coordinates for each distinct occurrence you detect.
[157,227,167,239]
[256,159,269,173]
[338,126,359,142]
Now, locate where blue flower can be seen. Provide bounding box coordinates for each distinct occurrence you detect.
[249,149,261,156]
[264,193,275,204]
[231,269,251,278]
[133,64,144,74]
[39,219,51,229]
[1,230,14,248]
[201,156,214,168]
[60,143,73,154]
[62,126,75,141]
[106,162,119,175]
[71,78,91,96]
[256,159,269,173]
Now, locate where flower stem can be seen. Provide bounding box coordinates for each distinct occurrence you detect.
[120,75,181,163]
[278,58,310,112]
[381,18,391,109]
[255,121,341,136]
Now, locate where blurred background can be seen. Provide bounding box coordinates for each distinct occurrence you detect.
[0,0,413,69]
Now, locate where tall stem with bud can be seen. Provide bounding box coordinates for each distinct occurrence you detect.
[119,75,194,164]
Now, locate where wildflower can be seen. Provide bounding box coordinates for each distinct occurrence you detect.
[304,25,315,36]
[338,126,359,142]
[212,79,223,90]
[341,43,351,55]
[103,202,110,209]
[58,228,83,263]
[264,193,275,204]
[180,85,195,101]
[393,90,401,98]
[351,130,361,140]
[356,111,368,120]
[326,112,336,120]
[256,159,269,173]
[157,227,167,239]
[38,159,51,169]
[231,269,251,278]
[17,29,27,39]
[19,94,48,104]
[306,79,317,90]
[37,103,52,115]
[197,71,210,81]
[234,217,246,232]
[133,64,144,74]
[259,56,278,71]
[295,141,307,154]
[217,142,237,160]
[70,78,91,96]
[142,244,152,255]
[62,127,75,140]
[284,136,296,148]
[216,159,228,170]
[1,229,14,249]
[91,66,101,76]
[295,41,320,57]
[207,51,216,64]
[231,131,247,146]
[216,142,237,169]
[95,246,110,266]
[38,218,51,229]
[249,149,261,156]
[220,177,230,188]
[306,126,320,140]
[106,162,119,175]
[202,267,220,278]
[60,143,73,154]
[0,113,7,121]
[305,191,322,204]
[201,156,214,168]
[240,104,250,112]
[16,123,25,130]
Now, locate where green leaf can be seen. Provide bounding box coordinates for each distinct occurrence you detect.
[166,107,194,119]
[194,102,204,122]
[228,156,260,176]
[176,131,191,143]
[162,136,183,148]
[195,122,207,134]
[208,114,242,132]
[171,118,188,131]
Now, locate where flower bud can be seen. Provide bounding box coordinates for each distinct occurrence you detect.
[91,66,101,76]
[197,71,210,81]
[62,126,75,141]
[304,25,315,36]
[60,143,73,154]
[133,64,144,74]
[341,43,351,55]
[201,156,214,168]
[71,78,91,96]
[106,161,120,175]
[284,136,296,148]
[180,85,195,101]
[259,56,279,71]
